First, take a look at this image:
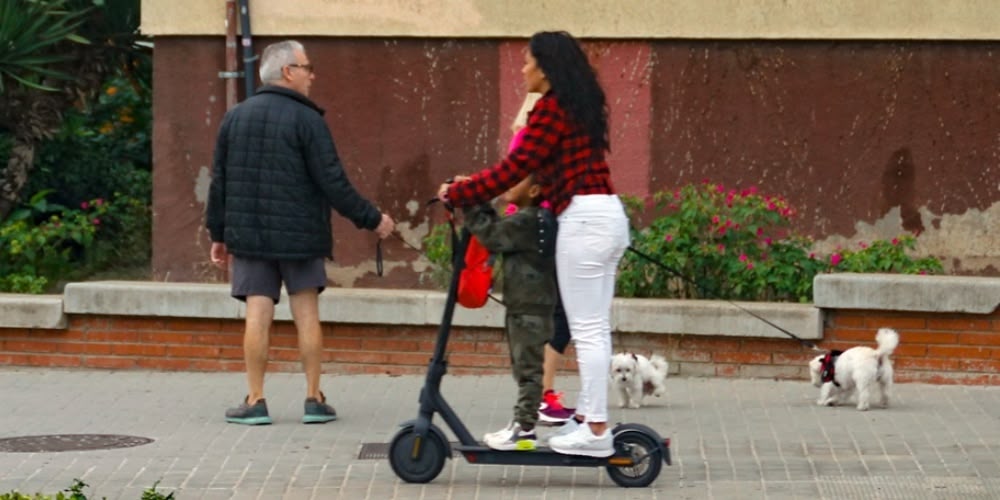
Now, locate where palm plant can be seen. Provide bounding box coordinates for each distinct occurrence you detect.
[0,0,145,220]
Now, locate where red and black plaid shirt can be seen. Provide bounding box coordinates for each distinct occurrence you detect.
[446,91,614,215]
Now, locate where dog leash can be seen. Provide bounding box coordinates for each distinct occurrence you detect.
[625,245,823,352]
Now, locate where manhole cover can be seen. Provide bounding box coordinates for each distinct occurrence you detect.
[0,434,154,453]
[358,442,461,460]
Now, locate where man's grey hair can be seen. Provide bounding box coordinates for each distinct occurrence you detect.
[259,40,305,84]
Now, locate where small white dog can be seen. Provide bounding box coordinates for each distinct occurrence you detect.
[808,328,899,411]
[610,352,669,408]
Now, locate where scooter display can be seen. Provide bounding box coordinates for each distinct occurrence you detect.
[388,209,671,487]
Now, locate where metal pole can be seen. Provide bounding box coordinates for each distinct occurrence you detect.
[237,0,255,97]
[224,0,238,109]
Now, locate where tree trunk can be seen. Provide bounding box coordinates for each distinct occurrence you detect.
[0,137,35,221]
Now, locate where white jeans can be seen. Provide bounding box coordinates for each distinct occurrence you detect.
[556,194,630,423]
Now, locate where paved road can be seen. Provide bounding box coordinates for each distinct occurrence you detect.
[1,368,999,499]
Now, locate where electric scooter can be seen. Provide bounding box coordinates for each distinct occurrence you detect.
[388,205,671,487]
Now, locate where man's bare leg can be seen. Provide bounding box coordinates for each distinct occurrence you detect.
[244,295,275,404]
[290,288,323,400]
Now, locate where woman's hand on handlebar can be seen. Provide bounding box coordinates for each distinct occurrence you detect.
[436,175,470,203]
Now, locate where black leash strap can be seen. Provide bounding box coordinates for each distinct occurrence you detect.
[625,245,821,351]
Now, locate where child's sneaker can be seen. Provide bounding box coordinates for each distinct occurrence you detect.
[538,390,575,423]
[225,397,272,425]
[484,422,537,451]
[303,392,338,423]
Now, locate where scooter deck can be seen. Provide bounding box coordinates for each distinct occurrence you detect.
[453,444,648,467]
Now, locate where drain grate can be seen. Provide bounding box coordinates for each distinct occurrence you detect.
[0,434,154,453]
[358,442,461,460]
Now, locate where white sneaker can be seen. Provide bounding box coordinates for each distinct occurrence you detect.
[483,421,515,443]
[548,422,614,457]
[484,422,537,451]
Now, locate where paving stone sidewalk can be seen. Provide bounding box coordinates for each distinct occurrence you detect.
[1,368,999,499]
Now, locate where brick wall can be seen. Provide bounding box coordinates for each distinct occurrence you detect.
[2,308,996,385]
[821,309,1000,385]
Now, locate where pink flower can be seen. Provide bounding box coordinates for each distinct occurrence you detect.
[830,253,842,266]
[94,198,104,206]
[738,253,748,262]
[919,270,928,275]
[672,190,681,200]
[809,252,816,259]
[717,244,725,253]
[746,262,754,270]
[756,227,764,236]
[716,184,724,193]
[892,238,900,245]
[664,234,673,242]
[764,237,772,246]
[80,201,90,210]
[859,241,868,249]
[767,201,776,210]
[711,215,720,224]
[92,218,101,225]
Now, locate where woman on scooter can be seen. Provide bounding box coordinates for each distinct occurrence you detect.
[438,30,629,458]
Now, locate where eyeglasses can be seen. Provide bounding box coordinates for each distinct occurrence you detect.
[286,63,314,73]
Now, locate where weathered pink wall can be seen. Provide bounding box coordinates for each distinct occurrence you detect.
[152,38,1000,286]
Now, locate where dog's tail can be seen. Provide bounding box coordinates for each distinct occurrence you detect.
[875,328,899,358]
[649,354,670,377]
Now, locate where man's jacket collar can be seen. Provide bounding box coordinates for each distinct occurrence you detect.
[255,85,325,116]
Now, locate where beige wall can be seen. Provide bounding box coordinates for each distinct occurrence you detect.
[141,0,1000,40]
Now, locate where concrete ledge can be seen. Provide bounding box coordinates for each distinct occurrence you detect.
[0,294,67,329]
[814,273,1000,314]
[614,298,822,339]
[54,281,820,338]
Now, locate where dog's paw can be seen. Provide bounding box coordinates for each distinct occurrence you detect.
[627,402,641,409]
[618,401,628,409]
[653,388,665,398]
[856,403,870,411]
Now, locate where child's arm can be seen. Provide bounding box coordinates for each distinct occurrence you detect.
[463,205,536,254]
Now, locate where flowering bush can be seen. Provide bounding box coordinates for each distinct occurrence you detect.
[420,181,944,302]
[618,181,943,302]
[0,192,149,293]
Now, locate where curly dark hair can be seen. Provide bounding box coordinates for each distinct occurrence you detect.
[529,31,610,152]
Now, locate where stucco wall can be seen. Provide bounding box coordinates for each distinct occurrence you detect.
[151,36,1000,284]
[141,0,1000,40]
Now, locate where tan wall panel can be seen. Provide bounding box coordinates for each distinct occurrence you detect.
[141,0,1000,40]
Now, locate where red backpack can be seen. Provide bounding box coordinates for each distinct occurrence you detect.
[457,235,493,308]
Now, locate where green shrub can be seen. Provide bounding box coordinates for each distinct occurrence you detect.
[0,478,173,500]
[618,182,942,302]
[420,181,944,303]
[0,192,149,293]
[24,74,152,209]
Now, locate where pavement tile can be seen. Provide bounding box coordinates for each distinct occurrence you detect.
[1,368,1000,499]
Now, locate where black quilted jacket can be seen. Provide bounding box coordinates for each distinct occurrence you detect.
[205,86,381,260]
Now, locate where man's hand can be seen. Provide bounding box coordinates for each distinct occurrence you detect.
[375,213,395,239]
[210,242,230,269]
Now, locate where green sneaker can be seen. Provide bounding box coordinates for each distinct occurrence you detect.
[225,397,272,425]
[303,392,337,424]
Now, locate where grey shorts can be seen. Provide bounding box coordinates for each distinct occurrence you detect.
[231,256,327,304]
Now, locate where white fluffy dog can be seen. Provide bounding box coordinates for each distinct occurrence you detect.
[808,328,899,411]
[610,353,669,408]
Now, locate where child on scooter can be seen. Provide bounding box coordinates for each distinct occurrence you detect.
[463,173,556,451]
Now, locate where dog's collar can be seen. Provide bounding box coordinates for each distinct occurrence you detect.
[820,350,843,387]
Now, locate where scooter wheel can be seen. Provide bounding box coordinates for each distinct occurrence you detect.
[606,428,663,488]
[388,426,448,483]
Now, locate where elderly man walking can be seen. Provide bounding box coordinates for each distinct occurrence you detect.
[206,40,394,425]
